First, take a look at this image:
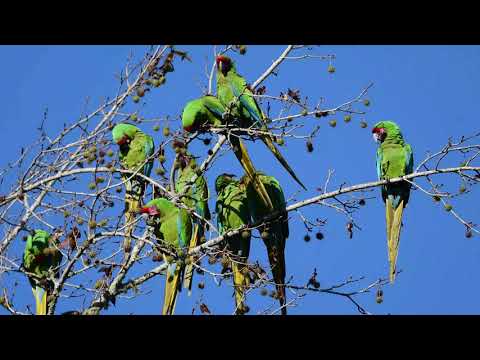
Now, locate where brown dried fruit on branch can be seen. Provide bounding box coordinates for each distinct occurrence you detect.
[172,49,192,62]
[136,87,146,98]
[239,46,247,55]
[66,227,80,250]
[94,279,106,290]
[199,303,211,314]
[241,230,251,239]
[465,228,473,238]
[99,266,113,278]
[306,141,314,153]
[255,85,266,95]
[376,289,384,304]
[287,88,301,103]
[346,222,353,239]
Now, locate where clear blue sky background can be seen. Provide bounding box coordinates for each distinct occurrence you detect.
[1,45,479,315]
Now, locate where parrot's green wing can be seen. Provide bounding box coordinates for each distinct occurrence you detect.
[123,132,154,174]
[404,143,414,175]
[177,208,192,249]
[182,96,224,132]
[143,135,155,177]
[229,74,263,126]
[203,95,226,121]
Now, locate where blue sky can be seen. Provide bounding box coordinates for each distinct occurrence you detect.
[1,45,479,315]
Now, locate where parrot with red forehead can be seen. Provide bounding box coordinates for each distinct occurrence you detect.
[112,124,155,255]
[214,55,307,191]
[139,198,193,315]
[372,121,413,283]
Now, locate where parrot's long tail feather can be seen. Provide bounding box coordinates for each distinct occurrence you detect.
[33,286,47,315]
[183,225,200,295]
[267,244,287,315]
[232,261,250,315]
[260,136,307,191]
[230,136,274,210]
[162,263,182,315]
[387,199,404,283]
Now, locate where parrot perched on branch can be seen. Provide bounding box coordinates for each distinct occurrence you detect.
[182,95,274,211]
[372,121,413,283]
[112,124,155,255]
[23,229,63,315]
[242,172,289,315]
[174,145,211,294]
[215,55,307,191]
[215,174,252,315]
[139,198,193,315]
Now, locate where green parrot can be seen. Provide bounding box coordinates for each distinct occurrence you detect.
[372,121,413,283]
[175,147,211,294]
[215,174,252,315]
[23,229,63,315]
[182,95,275,212]
[242,172,289,315]
[215,55,307,191]
[112,123,155,254]
[139,198,193,315]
